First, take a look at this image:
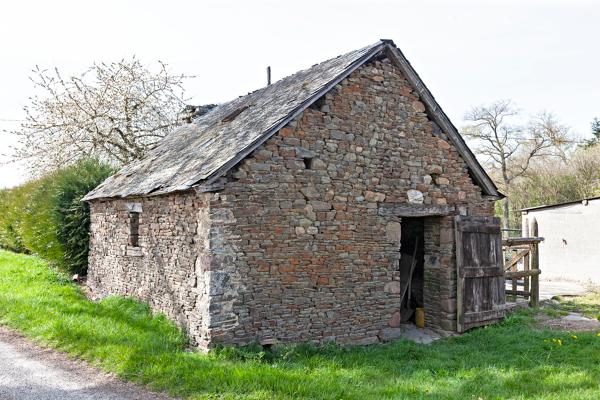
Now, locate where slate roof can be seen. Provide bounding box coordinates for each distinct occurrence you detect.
[83,40,500,201]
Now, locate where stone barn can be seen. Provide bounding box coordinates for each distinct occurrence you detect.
[83,39,505,350]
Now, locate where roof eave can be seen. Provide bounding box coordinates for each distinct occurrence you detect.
[521,195,600,212]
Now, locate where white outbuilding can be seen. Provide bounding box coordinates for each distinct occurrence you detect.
[521,196,600,286]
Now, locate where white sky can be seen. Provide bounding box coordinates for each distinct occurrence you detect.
[1,0,599,188]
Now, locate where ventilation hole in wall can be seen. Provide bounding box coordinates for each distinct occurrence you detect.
[303,157,313,169]
[309,96,326,111]
[226,168,239,182]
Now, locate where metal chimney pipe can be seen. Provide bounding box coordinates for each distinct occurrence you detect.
[267,66,271,85]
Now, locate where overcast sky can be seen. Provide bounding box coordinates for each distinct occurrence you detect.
[1,0,598,188]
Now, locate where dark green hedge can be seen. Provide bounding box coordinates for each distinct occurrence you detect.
[0,159,114,274]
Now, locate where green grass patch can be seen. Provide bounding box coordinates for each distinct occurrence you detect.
[1,250,599,399]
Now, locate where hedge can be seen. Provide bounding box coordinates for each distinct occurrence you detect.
[0,159,114,274]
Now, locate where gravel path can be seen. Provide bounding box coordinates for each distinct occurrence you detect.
[0,326,175,400]
[536,311,600,332]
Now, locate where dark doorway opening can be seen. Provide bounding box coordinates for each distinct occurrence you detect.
[399,217,425,323]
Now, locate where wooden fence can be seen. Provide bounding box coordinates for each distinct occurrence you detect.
[502,219,544,307]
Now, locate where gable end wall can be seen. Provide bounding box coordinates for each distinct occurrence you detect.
[205,57,494,346]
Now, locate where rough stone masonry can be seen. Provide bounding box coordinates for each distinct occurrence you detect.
[88,56,495,350]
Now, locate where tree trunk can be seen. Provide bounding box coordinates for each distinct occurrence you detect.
[502,197,510,231]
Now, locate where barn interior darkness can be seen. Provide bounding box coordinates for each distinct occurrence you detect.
[400,217,425,323]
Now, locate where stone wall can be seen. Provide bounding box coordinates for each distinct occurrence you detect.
[88,192,213,347]
[422,216,456,330]
[205,56,494,347]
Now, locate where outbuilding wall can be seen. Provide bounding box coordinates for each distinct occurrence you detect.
[522,200,600,285]
[88,192,214,347]
[204,57,495,347]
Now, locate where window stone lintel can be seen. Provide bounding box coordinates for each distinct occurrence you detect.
[125,202,143,213]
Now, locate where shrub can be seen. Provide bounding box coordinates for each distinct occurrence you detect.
[0,159,114,274]
[0,184,32,253]
[52,160,115,274]
[20,174,64,264]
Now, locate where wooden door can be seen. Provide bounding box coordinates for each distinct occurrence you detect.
[455,215,505,332]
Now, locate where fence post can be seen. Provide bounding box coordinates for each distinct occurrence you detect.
[529,218,540,307]
[522,214,529,238]
[522,213,530,299]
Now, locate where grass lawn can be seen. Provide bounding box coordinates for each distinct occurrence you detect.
[0,250,599,399]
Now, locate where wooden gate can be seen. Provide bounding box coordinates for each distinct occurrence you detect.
[455,215,506,332]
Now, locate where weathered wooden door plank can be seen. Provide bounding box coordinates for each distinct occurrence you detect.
[462,309,506,324]
[460,269,504,278]
[455,215,506,333]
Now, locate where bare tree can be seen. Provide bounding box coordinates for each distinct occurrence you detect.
[569,145,600,197]
[462,100,572,230]
[9,58,193,174]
